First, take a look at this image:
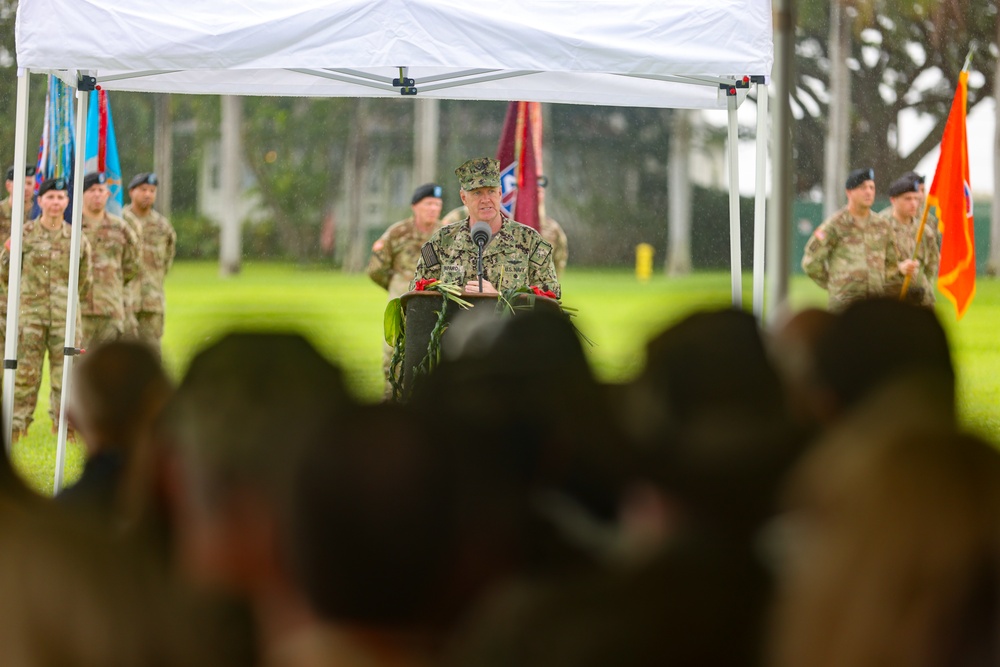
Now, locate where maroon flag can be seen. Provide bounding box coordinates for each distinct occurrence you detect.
[496,101,540,230]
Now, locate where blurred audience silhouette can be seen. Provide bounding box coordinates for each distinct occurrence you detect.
[0,296,990,667]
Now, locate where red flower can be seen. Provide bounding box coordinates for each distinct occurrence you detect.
[530,285,558,299]
[414,278,437,291]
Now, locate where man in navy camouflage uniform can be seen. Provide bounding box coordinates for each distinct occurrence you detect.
[411,157,560,298]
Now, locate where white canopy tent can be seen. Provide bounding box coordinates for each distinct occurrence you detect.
[11,0,774,488]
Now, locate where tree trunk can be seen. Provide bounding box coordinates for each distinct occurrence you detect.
[343,99,369,273]
[153,94,173,217]
[991,14,1000,275]
[666,109,692,275]
[766,0,795,324]
[413,98,439,185]
[822,0,851,219]
[219,95,243,276]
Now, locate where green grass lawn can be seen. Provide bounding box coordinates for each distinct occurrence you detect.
[11,261,1000,494]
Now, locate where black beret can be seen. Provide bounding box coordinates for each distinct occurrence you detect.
[82,172,107,192]
[845,167,875,190]
[888,175,921,198]
[128,172,158,190]
[6,165,36,182]
[37,177,68,197]
[411,183,443,205]
[900,170,924,185]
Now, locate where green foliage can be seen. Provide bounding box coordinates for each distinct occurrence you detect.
[171,212,219,259]
[793,0,998,193]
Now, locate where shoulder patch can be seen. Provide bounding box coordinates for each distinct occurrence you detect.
[530,239,553,267]
[372,239,385,252]
[420,242,440,269]
[814,228,826,241]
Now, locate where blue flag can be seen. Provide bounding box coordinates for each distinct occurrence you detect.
[34,76,76,221]
[84,89,123,216]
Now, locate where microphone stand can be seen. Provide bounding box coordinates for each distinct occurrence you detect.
[477,242,484,292]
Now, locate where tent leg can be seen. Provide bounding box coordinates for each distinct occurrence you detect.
[767,0,795,326]
[726,94,742,308]
[4,71,32,453]
[752,82,769,320]
[53,80,90,494]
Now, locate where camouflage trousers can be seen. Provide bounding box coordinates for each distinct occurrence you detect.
[82,315,124,350]
[136,312,164,357]
[13,317,79,433]
[123,311,139,339]
[381,340,394,399]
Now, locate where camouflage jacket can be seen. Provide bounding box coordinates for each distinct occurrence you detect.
[80,212,139,320]
[411,217,561,298]
[0,218,93,324]
[0,197,14,245]
[884,213,940,306]
[123,205,176,313]
[0,197,23,315]
[366,216,442,300]
[540,216,568,276]
[802,208,899,312]
[442,207,568,275]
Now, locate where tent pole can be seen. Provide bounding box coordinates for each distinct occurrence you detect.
[726,93,742,308]
[3,70,32,452]
[53,78,90,494]
[752,82,769,319]
[767,0,795,325]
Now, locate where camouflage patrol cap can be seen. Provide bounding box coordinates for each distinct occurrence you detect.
[455,157,500,190]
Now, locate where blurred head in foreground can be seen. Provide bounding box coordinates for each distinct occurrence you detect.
[771,419,1000,667]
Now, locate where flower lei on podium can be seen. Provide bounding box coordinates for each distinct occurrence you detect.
[383,276,584,401]
[383,279,471,400]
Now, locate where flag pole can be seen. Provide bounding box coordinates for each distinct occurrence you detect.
[899,48,974,302]
[899,202,932,300]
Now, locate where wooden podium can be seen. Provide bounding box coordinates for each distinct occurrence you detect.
[398,290,561,397]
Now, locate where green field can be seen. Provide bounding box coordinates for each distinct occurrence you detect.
[10,261,1000,494]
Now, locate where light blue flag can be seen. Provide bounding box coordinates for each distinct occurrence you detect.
[84,90,123,216]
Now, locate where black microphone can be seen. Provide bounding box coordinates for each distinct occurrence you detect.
[470,221,492,292]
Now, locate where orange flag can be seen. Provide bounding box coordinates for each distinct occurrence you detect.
[928,69,975,319]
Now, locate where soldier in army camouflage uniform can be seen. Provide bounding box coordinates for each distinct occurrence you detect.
[536,175,569,276]
[79,172,140,348]
[367,182,443,390]
[412,158,560,298]
[0,165,38,356]
[0,178,93,438]
[883,174,940,306]
[122,172,177,355]
[367,183,444,300]
[802,168,899,312]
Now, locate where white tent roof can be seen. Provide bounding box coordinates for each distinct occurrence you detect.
[16,0,773,109]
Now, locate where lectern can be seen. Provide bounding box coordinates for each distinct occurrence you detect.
[396,290,561,398]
